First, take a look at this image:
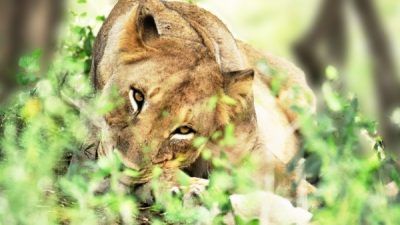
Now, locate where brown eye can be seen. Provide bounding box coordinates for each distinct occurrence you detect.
[170,126,196,140]
[179,126,190,134]
[173,126,195,135]
[134,91,144,102]
[129,88,145,114]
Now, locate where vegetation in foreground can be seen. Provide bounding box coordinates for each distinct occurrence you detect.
[0,2,399,224]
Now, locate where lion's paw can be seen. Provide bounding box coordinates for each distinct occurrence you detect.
[169,177,209,207]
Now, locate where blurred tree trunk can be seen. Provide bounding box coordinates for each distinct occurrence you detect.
[293,0,347,86]
[293,0,400,152]
[352,0,400,153]
[0,0,64,102]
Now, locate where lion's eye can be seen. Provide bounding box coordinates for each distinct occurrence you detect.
[178,126,191,134]
[134,91,144,102]
[129,88,145,114]
[170,126,196,140]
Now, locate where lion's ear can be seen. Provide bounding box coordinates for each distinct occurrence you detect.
[223,69,255,99]
[136,8,160,44]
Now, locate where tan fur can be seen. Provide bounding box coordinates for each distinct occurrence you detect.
[91,0,316,198]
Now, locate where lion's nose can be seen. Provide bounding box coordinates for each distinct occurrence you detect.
[133,182,155,206]
[92,176,134,195]
[92,174,154,205]
[93,177,111,195]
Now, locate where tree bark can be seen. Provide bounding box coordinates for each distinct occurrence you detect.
[293,0,400,151]
[293,0,347,86]
[0,0,64,102]
[352,0,400,152]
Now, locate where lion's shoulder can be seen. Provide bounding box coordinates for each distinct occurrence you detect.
[238,41,316,122]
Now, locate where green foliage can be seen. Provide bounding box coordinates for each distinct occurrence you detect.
[67,11,96,74]
[0,2,399,225]
[0,7,117,224]
[17,49,43,85]
[296,71,400,225]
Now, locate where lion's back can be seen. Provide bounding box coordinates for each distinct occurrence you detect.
[238,41,316,164]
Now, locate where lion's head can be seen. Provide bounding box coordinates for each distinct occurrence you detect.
[91,0,255,181]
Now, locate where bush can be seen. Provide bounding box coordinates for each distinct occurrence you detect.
[0,2,399,225]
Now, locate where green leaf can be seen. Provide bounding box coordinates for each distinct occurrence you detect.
[325,65,339,81]
[222,123,236,146]
[322,83,343,112]
[96,15,106,22]
[193,136,208,148]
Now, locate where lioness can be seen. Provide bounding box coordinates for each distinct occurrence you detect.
[84,0,315,201]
